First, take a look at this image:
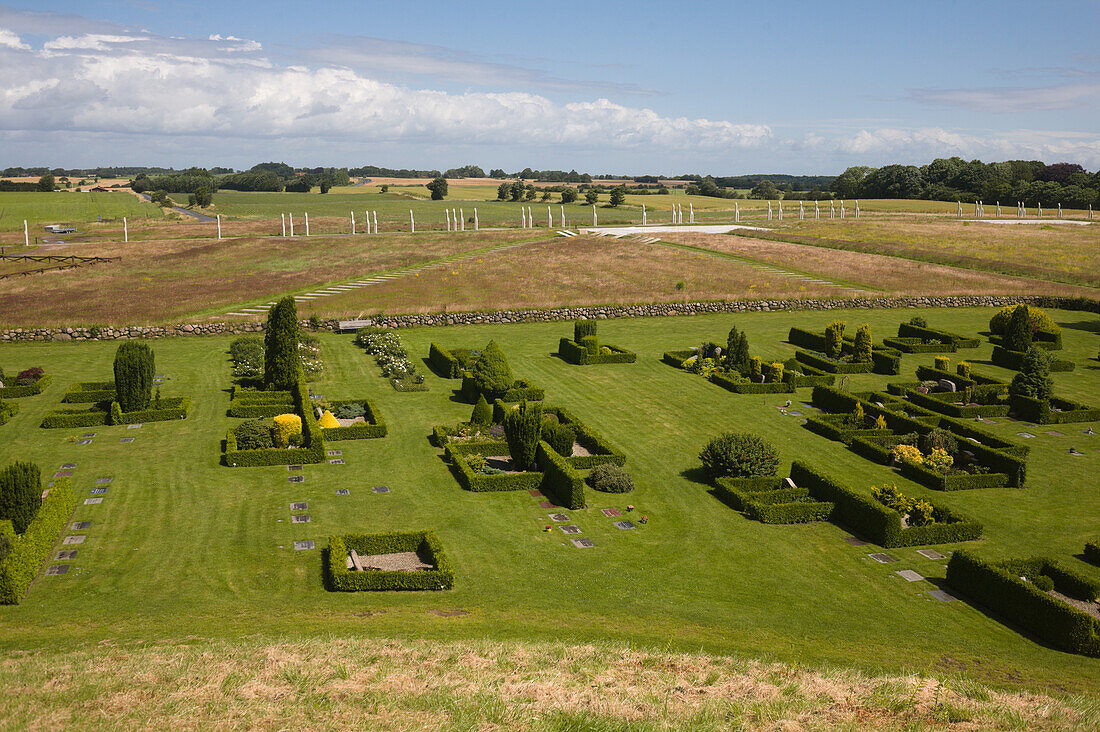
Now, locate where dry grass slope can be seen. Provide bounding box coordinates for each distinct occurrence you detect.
[1,638,1094,730]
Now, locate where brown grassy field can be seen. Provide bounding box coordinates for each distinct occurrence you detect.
[0,637,1091,730]
[764,218,1100,287]
[662,233,1100,299]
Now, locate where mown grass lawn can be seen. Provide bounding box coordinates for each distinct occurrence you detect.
[1,306,1098,694]
[0,191,163,232]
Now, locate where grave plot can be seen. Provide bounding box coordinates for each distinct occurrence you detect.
[443,438,586,510]
[487,403,626,470]
[881,318,980,354]
[224,380,326,467]
[988,304,1074,372]
[327,531,454,591]
[663,330,833,395]
[427,341,543,404]
[0,471,76,605]
[354,329,427,392]
[1009,393,1100,425]
[810,385,1028,491]
[787,323,902,376]
[314,398,387,440]
[556,319,637,365]
[713,461,983,548]
[946,551,1100,657]
[886,359,1011,419]
[0,367,52,398]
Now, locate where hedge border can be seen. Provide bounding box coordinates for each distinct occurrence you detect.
[320,398,387,440]
[0,373,52,399]
[0,477,76,604]
[1009,394,1100,425]
[991,346,1075,372]
[487,402,627,468]
[444,441,544,493]
[61,381,114,403]
[1085,539,1100,567]
[327,531,454,591]
[224,379,325,467]
[788,327,902,375]
[42,396,190,428]
[897,322,980,348]
[557,338,637,365]
[882,336,957,354]
[0,401,19,426]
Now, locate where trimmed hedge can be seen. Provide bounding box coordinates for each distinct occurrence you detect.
[328,531,454,591]
[781,358,836,388]
[713,473,834,524]
[789,327,902,375]
[897,322,980,348]
[0,374,52,398]
[662,348,697,368]
[992,346,1075,372]
[110,396,190,424]
[458,372,544,404]
[946,551,1100,656]
[444,442,544,492]
[321,398,387,440]
[40,408,109,429]
[62,381,115,403]
[228,388,294,418]
[709,371,794,394]
[0,477,75,604]
[0,401,18,426]
[882,336,957,354]
[538,441,586,509]
[1010,394,1100,424]
[224,380,325,467]
[795,350,873,374]
[490,402,627,468]
[1085,539,1100,567]
[896,387,1010,419]
[557,338,637,365]
[428,343,464,379]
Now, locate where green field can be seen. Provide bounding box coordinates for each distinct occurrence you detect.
[2,306,1099,699]
[0,191,164,232]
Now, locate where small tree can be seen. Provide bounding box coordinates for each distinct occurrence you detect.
[497,182,511,201]
[470,394,492,426]
[560,188,578,204]
[698,432,779,479]
[726,325,751,374]
[427,177,448,200]
[471,340,514,398]
[1005,304,1033,352]
[1010,347,1054,401]
[853,324,872,363]
[503,401,542,471]
[584,189,599,205]
[113,341,155,412]
[37,174,54,192]
[0,462,41,534]
[264,296,302,390]
[825,321,846,360]
[609,186,626,207]
[510,181,525,202]
[542,420,576,456]
[188,186,213,208]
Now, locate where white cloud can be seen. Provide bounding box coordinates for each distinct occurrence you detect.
[909,82,1100,113]
[0,27,29,50]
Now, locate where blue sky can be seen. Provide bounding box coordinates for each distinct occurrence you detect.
[1,0,1098,174]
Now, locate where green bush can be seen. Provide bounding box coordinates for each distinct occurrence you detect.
[471,340,514,398]
[825,321,845,359]
[327,531,454,591]
[699,432,780,479]
[989,304,1059,339]
[1005,304,1034,352]
[1085,539,1100,566]
[538,441,586,509]
[322,399,387,440]
[853,324,873,363]
[542,420,576,457]
[229,336,265,379]
[264,296,302,390]
[586,463,634,493]
[0,401,17,426]
[0,462,41,534]
[920,428,958,457]
[428,343,464,378]
[1033,575,1055,592]
[113,341,155,412]
[224,379,325,467]
[897,322,980,348]
[726,325,751,373]
[334,402,365,420]
[0,371,52,398]
[234,419,273,451]
[909,316,927,328]
[503,400,542,471]
[471,395,492,426]
[1010,347,1054,401]
[992,346,1074,372]
[0,478,75,604]
[574,320,597,342]
[558,338,637,365]
[578,335,599,355]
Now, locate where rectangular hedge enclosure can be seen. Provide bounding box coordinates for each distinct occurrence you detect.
[885,364,1011,419]
[224,379,325,466]
[556,320,637,365]
[946,551,1100,656]
[788,327,902,375]
[320,398,388,440]
[488,402,627,469]
[0,371,52,399]
[714,462,982,547]
[662,341,834,394]
[444,440,587,509]
[43,394,191,428]
[327,531,454,591]
[0,477,76,605]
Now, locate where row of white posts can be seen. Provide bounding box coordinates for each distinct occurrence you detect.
[957,201,1095,220]
[765,200,859,221]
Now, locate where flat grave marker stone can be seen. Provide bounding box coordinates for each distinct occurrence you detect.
[82,433,97,438]
[45,565,69,576]
[917,549,946,559]
[869,553,898,563]
[53,471,71,478]
[84,498,103,505]
[336,489,350,495]
[291,515,311,524]
[896,570,924,582]
[288,476,304,483]
[538,501,554,509]
[1045,430,1065,436]
[62,535,85,545]
[287,465,303,471]
[560,525,582,534]
[76,440,92,445]
[60,463,76,469]
[614,521,636,530]
[90,487,107,495]
[1017,432,1035,439]
[372,486,390,494]
[127,424,142,429]
[529,489,544,497]
[293,540,314,550]
[95,477,113,484]
[329,459,345,465]
[844,537,868,546]
[601,508,622,517]
[72,521,92,530]
[928,590,957,602]
[119,437,135,443]
[290,502,308,511]
[549,513,569,522]
[326,450,342,457]
[571,538,595,548]
[56,550,77,560]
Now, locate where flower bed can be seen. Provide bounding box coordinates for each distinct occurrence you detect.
[356,328,426,391]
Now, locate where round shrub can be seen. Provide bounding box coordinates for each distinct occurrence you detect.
[542,420,576,456]
[471,340,514,398]
[1032,575,1055,592]
[334,402,366,420]
[586,463,634,493]
[920,429,958,456]
[909,316,928,328]
[234,419,273,451]
[273,413,303,448]
[698,432,780,479]
[989,304,1058,336]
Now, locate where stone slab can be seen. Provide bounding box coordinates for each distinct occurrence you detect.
[119,437,135,443]
[601,508,622,517]
[844,536,868,546]
[71,521,91,530]
[928,590,957,602]
[372,486,390,493]
[917,549,946,559]
[287,465,303,471]
[288,476,304,483]
[127,423,142,429]
[614,521,637,530]
[869,553,898,563]
[95,477,112,484]
[82,433,97,438]
[326,450,342,457]
[90,487,107,495]
[896,570,924,582]
[291,515,311,523]
[62,535,85,545]
[560,525,582,534]
[1045,430,1065,436]
[76,440,92,445]
[329,459,345,465]
[84,498,103,505]
[290,502,308,511]
[60,463,76,469]
[528,489,544,497]
[293,540,314,550]
[549,513,569,522]
[538,501,554,509]
[45,565,69,576]
[571,538,595,548]
[1017,432,1035,439]
[53,471,71,478]
[56,550,77,560]
[336,489,350,495]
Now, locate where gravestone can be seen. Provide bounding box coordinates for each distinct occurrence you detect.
[1045,430,1064,437]
[560,525,582,534]
[95,477,113,484]
[549,513,569,522]
[291,515,311,523]
[601,508,622,517]
[539,501,554,509]
[290,502,308,511]
[82,433,97,438]
[72,521,92,530]
[326,450,342,457]
[571,538,595,548]
[869,553,898,563]
[896,570,924,582]
[63,535,85,545]
[372,486,391,493]
[76,440,92,445]
[329,459,345,465]
[90,487,107,495]
[288,476,304,483]
[84,498,103,505]
[45,565,70,576]
[293,540,314,550]
[127,424,142,429]
[119,437,135,443]
[928,590,957,602]
[56,550,77,560]
[528,489,544,497]
[336,489,350,495]
[937,380,956,393]
[782,477,797,490]
[53,471,71,478]
[1017,432,1036,439]
[60,463,76,469]
[843,536,868,546]
[613,521,636,530]
[287,465,303,471]
[916,549,946,559]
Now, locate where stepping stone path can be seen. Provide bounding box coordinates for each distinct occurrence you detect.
[895,570,924,582]
[916,549,946,560]
[869,553,898,563]
[928,590,957,602]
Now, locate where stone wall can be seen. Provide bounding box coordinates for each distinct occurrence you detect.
[1,295,1095,342]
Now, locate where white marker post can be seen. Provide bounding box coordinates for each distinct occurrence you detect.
[123,217,128,243]
[23,219,28,246]
[1058,203,1063,219]
[734,202,739,223]
[957,201,962,219]
[778,201,783,221]
[815,200,820,219]
[767,201,772,221]
[521,208,526,228]
[445,209,451,232]
[217,214,222,239]
[373,210,378,233]
[840,201,845,219]
[855,200,860,218]
[351,211,355,234]
[830,201,835,219]
[409,210,415,233]
[529,206,534,227]
[304,213,310,237]
[799,201,804,220]
[548,206,553,228]
[289,214,294,237]
[641,203,646,226]
[560,205,565,228]
[689,203,694,224]
[474,208,479,230]
[996,202,1001,218]
[459,208,465,231]
[1038,203,1043,218]
[281,213,286,237]
[593,205,597,226]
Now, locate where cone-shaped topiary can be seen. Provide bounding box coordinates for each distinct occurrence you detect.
[726,325,751,374]
[825,321,845,359]
[264,296,302,391]
[503,400,542,471]
[470,394,492,426]
[1010,347,1054,401]
[1005,303,1033,353]
[0,462,41,534]
[471,340,513,399]
[853,324,872,363]
[113,341,155,412]
[318,410,340,429]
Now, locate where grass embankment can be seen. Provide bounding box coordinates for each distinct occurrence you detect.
[1,308,1098,700]
[2,637,1094,730]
